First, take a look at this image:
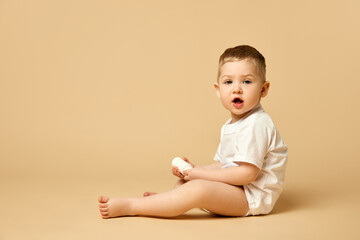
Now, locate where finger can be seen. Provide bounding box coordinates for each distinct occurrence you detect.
[172,167,183,178]
[172,167,179,175]
[182,157,189,163]
[176,170,183,178]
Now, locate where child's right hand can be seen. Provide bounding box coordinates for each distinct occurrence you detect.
[172,166,184,178]
[172,157,193,178]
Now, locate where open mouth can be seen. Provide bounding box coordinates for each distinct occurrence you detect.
[232,98,243,104]
[232,97,244,108]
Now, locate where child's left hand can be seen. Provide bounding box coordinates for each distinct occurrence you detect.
[183,168,205,181]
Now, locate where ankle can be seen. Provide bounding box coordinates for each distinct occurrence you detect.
[125,198,137,216]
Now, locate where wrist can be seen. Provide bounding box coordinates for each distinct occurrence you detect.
[193,165,204,169]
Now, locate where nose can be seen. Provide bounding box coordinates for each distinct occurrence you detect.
[232,82,242,94]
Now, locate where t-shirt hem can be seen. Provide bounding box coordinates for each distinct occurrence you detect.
[233,156,263,169]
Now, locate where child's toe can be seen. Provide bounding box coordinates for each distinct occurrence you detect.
[98,196,109,203]
[101,211,109,217]
[99,203,108,208]
[99,207,109,212]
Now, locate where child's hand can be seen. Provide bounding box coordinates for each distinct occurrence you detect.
[172,157,194,179]
[183,168,204,181]
[172,166,184,178]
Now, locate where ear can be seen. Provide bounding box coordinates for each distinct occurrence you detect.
[214,83,220,98]
[261,81,270,98]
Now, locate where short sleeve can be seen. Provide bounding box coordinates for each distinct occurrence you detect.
[233,121,272,169]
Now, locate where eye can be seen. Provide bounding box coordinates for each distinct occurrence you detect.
[243,80,252,84]
[224,80,232,85]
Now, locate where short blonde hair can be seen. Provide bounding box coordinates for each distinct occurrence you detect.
[217,45,266,82]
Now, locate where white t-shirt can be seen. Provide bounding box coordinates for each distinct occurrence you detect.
[214,104,288,215]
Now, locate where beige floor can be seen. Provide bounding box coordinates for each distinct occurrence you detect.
[1,173,359,240]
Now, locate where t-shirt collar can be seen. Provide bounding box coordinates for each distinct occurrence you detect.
[226,103,262,126]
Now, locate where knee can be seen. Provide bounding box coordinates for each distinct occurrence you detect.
[174,179,186,188]
[184,179,213,198]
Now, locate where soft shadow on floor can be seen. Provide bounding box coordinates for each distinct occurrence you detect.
[271,186,322,215]
[137,211,229,221]
[128,208,254,221]
[162,213,221,220]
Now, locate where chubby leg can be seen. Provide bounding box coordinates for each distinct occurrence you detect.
[98,179,249,218]
[143,179,186,197]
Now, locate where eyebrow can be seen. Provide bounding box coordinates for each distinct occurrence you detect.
[220,74,255,79]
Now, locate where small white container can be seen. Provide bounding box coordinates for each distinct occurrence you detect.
[171,157,193,174]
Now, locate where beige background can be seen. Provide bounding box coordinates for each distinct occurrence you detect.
[1,0,359,239]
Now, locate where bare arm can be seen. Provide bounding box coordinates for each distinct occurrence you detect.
[196,162,222,170]
[183,162,260,186]
[172,158,222,179]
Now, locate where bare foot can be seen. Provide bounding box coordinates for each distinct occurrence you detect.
[98,196,133,219]
[143,192,157,197]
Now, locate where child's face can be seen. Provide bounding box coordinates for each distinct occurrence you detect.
[214,59,270,123]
